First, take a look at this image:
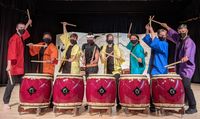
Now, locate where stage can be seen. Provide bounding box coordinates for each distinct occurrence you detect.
[0,83,199,119]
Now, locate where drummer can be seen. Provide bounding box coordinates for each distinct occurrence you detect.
[27,32,58,75]
[100,34,125,111]
[82,32,100,77]
[143,24,168,75]
[58,22,81,74]
[3,19,32,110]
[142,24,168,112]
[126,33,146,74]
[161,23,197,114]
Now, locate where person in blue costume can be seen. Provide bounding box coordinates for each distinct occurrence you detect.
[143,24,168,76]
[126,34,146,74]
[142,23,168,112]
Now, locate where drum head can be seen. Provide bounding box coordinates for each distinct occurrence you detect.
[56,73,83,77]
[120,74,148,78]
[23,73,53,79]
[120,74,148,80]
[87,74,115,79]
[152,74,181,79]
[24,73,52,77]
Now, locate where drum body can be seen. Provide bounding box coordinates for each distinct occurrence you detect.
[151,74,185,107]
[86,74,116,107]
[53,74,84,106]
[119,74,150,107]
[20,73,52,105]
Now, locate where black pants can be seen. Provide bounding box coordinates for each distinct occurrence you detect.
[114,73,120,107]
[181,77,196,109]
[3,75,23,104]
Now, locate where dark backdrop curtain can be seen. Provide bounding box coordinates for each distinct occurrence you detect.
[0,0,200,85]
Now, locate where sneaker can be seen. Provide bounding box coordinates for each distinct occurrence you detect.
[185,108,197,114]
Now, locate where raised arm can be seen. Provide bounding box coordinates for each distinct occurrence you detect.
[25,19,32,30]
[60,22,70,47]
[160,23,179,44]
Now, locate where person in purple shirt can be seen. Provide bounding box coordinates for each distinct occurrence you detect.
[160,23,197,114]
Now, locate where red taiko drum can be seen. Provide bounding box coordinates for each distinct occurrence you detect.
[20,73,52,105]
[119,74,150,107]
[151,74,185,107]
[53,74,84,106]
[86,74,116,107]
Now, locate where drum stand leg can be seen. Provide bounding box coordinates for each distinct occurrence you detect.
[180,107,185,118]
[88,106,92,115]
[144,107,149,114]
[53,105,57,117]
[160,107,165,116]
[73,106,79,116]
[36,107,41,116]
[18,105,22,115]
[108,107,112,116]
[124,107,129,115]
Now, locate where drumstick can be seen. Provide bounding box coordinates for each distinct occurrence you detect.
[61,22,77,27]
[26,44,47,47]
[31,60,51,63]
[90,46,96,63]
[102,51,119,59]
[82,49,86,67]
[151,19,163,26]
[26,9,32,27]
[7,71,13,85]
[128,22,132,34]
[165,61,182,68]
[106,51,114,59]
[119,42,139,60]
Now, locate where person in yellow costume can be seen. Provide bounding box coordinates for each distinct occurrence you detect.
[100,34,125,111]
[58,22,81,74]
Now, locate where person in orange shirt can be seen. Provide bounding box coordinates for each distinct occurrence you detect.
[27,32,58,75]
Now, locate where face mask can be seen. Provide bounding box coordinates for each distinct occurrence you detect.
[179,33,187,39]
[87,40,94,45]
[131,40,138,44]
[158,36,166,41]
[18,29,25,35]
[70,39,77,45]
[106,40,113,44]
[43,38,51,44]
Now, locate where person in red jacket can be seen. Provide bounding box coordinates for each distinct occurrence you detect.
[3,19,32,110]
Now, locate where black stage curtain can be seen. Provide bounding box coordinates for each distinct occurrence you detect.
[0,0,199,85]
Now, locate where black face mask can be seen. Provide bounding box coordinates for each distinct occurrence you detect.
[18,29,25,35]
[87,40,94,45]
[158,37,166,41]
[43,38,51,44]
[70,39,77,45]
[179,33,187,39]
[131,40,138,44]
[106,39,114,44]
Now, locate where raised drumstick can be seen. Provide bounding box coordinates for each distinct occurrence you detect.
[151,19,163,25]
[26,9,32,27]
[128,22,132,34]
[61,22,76,27]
